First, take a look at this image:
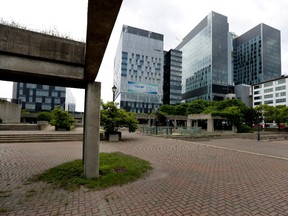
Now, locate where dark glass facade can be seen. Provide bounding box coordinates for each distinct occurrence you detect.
[163,49,182,105]
[176,12,233,102]
[12,82,66,112]
[233,23,281,85]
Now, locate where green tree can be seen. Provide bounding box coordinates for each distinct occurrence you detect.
[174,103,188,115]
[159,104,176,115]
[37,111,51,122]
[203,99,250,132]
[50,106,76,130]
[100,102,138,133]
[256,104,288,130]
[186,99,209,115]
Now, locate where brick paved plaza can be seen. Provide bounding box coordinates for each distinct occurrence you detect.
[1,132,288,215]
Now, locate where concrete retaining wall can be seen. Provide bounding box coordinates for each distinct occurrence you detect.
[0,100,21,123]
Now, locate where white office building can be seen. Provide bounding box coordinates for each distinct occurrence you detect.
[252,76,287,107]
[114,25,164,113]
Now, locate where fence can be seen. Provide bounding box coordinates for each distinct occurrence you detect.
[140,125,202,136]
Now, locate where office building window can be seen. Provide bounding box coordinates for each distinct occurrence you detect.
[45,98,52,103]
[27,83,36,88]
[54,98,60,104]
[264,100,273,104]
[264,94,273,99]
[276,98,286,103]
[36,97,42,103]
[42,104,51,110]
[51,91,58,97]
[278,79,286,84]
[43,85,49,90]
[55,86,65,91]
[264,82,273,87]
[264,88,273,93]
[25,103,35,110]
[276,86,286,91]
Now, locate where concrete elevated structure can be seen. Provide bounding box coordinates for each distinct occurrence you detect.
[0,0,123,178]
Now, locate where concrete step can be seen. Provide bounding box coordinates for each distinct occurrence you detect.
[0,133,83,143]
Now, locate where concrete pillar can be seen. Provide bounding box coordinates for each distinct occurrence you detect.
[174,119,177,128]
[207,118,214,132]
[187,119,191,127]
[83,82,101,178]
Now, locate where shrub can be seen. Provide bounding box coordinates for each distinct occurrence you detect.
[49,106,76,130]
[37,112,51,121]
[237,124,253,133]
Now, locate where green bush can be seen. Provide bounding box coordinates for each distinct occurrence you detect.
[37,112,51,121]
[49,106,76,130]
[237,124,253,133]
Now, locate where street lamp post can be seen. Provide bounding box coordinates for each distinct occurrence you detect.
[257,109,261,141]
[112,85,117,102]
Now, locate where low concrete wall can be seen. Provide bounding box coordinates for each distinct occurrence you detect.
[0,124,39,131]
[0,100,21,123]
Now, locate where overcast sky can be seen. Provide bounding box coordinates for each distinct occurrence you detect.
[0,0,288,111]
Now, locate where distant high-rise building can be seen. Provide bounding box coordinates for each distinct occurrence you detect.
[65,88,76,112]
[12,82,66,112]
[175,11,233,102]
[163,49,182,105]
[114,25,164,113]
[233,23,281,85]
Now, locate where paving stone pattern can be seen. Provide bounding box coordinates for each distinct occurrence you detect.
[1,132,288,215]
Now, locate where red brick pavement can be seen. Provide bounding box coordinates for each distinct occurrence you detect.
[1,132,288,215]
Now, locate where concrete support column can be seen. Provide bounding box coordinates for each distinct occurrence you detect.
[174,119,177,128]
[187,119,192,127]
[207,118,214,132]
[83,82,101,178]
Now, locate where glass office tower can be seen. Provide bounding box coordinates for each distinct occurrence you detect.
[233,23,281,85]
[114,25,164,113]
[175,11,233,102]
[163,49,182,105]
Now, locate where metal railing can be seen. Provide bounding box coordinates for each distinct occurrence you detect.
[140,126,202,136]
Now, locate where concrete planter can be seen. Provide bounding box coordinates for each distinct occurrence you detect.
[104,131,122,142]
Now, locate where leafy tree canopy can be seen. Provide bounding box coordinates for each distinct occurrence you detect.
[37,111,51,121]
[160,99,250,129]
[100,102,138,133]
[254,104,288,129]
[50,106,76,130]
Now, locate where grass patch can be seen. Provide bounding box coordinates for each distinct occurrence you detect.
[0,208,10,214]
[33,152,152,191]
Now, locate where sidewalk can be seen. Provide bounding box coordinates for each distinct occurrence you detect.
[1,132,288,215]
